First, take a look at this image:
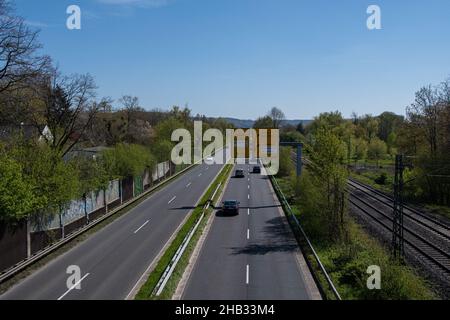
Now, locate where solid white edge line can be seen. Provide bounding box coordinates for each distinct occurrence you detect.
[134,220,150,234]
[168,196,176,204]
[57,273,90,300]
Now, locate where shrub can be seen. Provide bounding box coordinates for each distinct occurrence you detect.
[374,172,388,185]
[102,143,156,179]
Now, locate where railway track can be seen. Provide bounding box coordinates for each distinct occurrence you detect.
[290,153,450,278]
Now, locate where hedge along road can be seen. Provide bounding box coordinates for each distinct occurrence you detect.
[0,151,226,300]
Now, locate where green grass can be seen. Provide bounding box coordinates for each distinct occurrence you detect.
[135,164,233,300]
[314,221,436,300]
[346,158,395,167]
[273,174,437,300]
[425,204,450,220]
[350,171,393,194]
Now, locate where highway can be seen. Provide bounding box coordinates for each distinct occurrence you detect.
[182,163,319,300]
[0,155,224,300]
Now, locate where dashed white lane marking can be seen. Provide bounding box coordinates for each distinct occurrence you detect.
[186,182,192,188]
[248,194,250,199]
[247,229,250,240]
[248,208,250,216]
[246,265,250,285]
[248,185,250,189]
[134,220,149,234]
[168,196,177,204]
[57,273,90,300]
[198,173,202,177]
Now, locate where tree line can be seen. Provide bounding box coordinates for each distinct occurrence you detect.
[269,76,450,208]
[0,2,232,224]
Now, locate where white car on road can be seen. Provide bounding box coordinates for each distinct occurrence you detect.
[205,156,214,165]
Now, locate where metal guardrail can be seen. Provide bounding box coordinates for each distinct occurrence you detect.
[0,149,230,284]
[270,174,342,300]
[0,163,196,285]
[153,181,223,296]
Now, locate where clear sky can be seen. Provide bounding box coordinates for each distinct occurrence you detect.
[14,0,450,119]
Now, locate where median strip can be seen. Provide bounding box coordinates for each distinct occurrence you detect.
[0,163,196,288]
[135,164,233,300]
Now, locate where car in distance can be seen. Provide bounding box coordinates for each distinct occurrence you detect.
[252,165,261,174]
[235,169,245,178]
[222,200,240,215]
[205,156,214,165]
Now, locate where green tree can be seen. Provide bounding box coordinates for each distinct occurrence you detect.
[29,145,79,212]
[308,129,348,241]
[277,147,295,177]
[368,138,387,166]
[353,138,368,165]
[102,143,156,179]
[377,111,404,142]
[361,115,379,142]
[386,131,397,156]
[73,156,109,196]
[253,116,274,129]
[9,140,80,214]
[151,140,173,163]
[0,154,35,222]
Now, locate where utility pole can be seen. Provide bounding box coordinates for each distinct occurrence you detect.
[392,154,405,259]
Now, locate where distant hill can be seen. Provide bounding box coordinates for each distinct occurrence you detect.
[223,117,312,128]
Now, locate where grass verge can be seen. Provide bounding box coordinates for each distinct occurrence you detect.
[350,171,393,194]
[135,164,233,300]
[273,174,437,300]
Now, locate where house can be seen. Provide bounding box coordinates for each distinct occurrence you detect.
[0,124,53,142]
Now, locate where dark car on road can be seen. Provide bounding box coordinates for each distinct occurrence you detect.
[222,200,240,215]
[235,169,245,178]
[252,166,261,174]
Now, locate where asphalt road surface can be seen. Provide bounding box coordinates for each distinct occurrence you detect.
[1,155,225,300]
[182,163,316,300]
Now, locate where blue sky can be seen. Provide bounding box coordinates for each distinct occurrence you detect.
[14,0,450,119]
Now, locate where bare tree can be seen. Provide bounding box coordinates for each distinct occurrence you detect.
[29,71,100,156]
[407,85,440,158]
[119,95,140,112]
[268,107,285,129]
[0,0,50,93]
[119,95,143,139]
